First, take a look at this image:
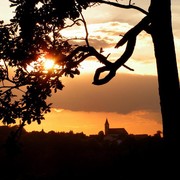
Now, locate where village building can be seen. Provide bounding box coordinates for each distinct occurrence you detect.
[104,118,128,142]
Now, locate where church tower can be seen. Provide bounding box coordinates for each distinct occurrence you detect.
[105,118,109,135]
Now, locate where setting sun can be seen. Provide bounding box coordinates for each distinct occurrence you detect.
[43,59,55,70]
[26,55,58,72]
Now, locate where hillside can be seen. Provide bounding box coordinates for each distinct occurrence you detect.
[0,126,178,180]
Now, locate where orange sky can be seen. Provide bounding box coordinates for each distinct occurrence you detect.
[0,0,180,136]
[24,108,162,136]
[23,72,163,136]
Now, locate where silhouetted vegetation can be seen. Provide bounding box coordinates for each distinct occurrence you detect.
[0,126,178,180]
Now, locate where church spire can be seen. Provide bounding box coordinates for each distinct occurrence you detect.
[105,118,109,135]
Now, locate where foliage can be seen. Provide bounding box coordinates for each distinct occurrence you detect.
[1,0,126,126]
[0,0,98,126]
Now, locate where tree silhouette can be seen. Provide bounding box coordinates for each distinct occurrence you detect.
[0,0,179,145]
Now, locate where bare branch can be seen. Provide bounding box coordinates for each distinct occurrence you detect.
[92,37,136,85]
[65,46,112,66]
[94,0,148,15]
[115,15,150,48]
[92,15,150,85]
[122,64,134,71]
[79,10,90,47]
[63,19,83,29]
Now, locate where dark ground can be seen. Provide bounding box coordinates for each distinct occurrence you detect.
[0,126,179,180]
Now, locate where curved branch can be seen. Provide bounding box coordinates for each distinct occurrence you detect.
[92,15,150,85]
[92,65,115,85]
[58,15,151,86]
[95,0,148,15]
[88,46,112,66]
[79,9,90,47]
[65,46,112,66]
[92,37,136,85]
[63,18,83,29]
[115,15,150,48]
[59,16,150,85]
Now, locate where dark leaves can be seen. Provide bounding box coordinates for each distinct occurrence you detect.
[0,0,97,125]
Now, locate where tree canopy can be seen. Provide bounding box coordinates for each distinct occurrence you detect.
[0,0,144,125]
[0,0,95,125]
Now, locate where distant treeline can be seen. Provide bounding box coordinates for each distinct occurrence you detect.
[0,125,177,180]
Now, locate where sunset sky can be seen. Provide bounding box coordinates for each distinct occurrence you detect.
[0,0,180,136]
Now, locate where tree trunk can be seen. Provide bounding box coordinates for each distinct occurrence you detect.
[149,0,180,145]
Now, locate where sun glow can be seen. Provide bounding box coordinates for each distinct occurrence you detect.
[79,60,102,73]
[43,59,55,70]
[26,54,58,73]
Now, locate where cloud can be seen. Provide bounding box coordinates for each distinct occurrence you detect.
[62,11,179,72]
[49,73,161,115]
[88,38,110,49]
[83,3,148,25]
[172,0,180,34]
[63,20,158,66]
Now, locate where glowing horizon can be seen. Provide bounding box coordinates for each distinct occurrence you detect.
[22,108,162,136]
